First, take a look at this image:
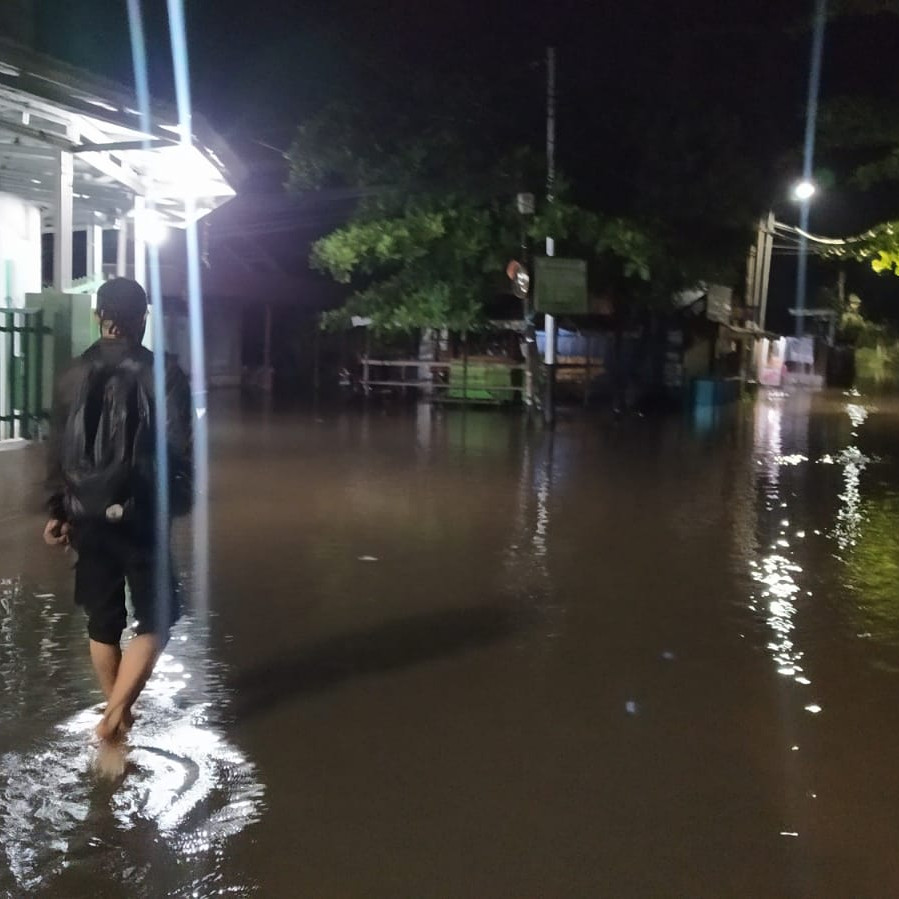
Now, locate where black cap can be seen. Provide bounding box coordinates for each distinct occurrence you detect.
[97,278,148,324]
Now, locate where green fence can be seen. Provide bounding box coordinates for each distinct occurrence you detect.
[447,360,520,403]
[0,307,49,440]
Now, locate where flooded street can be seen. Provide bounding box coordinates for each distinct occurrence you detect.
[3,389,899,897]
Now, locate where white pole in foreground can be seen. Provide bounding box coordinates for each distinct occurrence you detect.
[127,0,172,639]
[167,0,210,627]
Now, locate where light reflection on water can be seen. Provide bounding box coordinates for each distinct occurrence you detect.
[6,393,899,894]
[750,392,813,690]
[749,388,899,703]
[0,577,264,896]
[502,431,564,645]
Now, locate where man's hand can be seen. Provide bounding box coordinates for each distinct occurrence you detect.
[43,519,70,547]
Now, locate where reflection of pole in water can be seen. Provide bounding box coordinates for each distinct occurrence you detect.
[832,402,870,555]
[532,440,551,563]
[751,396,809,684]
[166,0,210,626]
[416,401,432,456]
[503,430,561,645]
[750,392,818,852]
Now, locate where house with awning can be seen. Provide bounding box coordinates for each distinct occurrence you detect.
[0,37,242,442]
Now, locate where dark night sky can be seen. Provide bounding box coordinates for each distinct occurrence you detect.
[29,1,898,188]
[20,0,899,318]
[26,1,824,143]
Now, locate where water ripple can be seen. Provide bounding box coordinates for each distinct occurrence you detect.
[0,614,265,896]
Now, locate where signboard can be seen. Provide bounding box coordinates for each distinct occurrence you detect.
[534,257,588,315]
[516,192,535,215]
[506,260,530,300]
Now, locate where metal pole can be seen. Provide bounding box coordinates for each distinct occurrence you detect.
[20,312,30,439]
[462,331,469,409]
[520,210,536,413]
[796,211,810,337]
[362,329,370,397]
[544,46,557,428]
[34,309,44,431]
[6,315,14,439]
[759,211,775,333]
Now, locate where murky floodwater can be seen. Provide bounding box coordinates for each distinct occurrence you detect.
[3,389,899,897]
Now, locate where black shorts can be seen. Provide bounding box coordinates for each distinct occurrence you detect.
[73,525,180,645]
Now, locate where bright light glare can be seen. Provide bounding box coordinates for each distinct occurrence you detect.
[149,145,235,201]
[145,211,169,245]
[792,179,816,202]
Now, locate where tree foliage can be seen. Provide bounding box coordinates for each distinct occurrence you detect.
[291,96,669,334]
[821,220,899,275]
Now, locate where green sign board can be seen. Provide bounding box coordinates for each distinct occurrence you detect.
[534,257,588,315]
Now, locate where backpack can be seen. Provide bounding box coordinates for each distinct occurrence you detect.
[61,353,156,526]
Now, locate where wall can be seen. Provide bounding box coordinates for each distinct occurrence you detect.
[0,193,41,306]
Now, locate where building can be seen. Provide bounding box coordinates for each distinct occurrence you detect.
[0,37,241,442]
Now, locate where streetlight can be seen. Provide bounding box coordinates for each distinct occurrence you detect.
[754,179,819,335]
[792,178,818,336]
[792,179,817,203]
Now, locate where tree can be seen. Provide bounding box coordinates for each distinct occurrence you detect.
[815,91,899,276]
[289,96,665,335]
[818,221,899,275]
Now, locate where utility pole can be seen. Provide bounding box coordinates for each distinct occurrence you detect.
[543,46,557,428]
[758,210,775,334]
[516,192,536,413]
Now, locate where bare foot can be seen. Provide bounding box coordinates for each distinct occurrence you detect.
[93,739,128,780]
[96,703,133,742]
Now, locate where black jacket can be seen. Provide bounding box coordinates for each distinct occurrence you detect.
[45,338,194,522]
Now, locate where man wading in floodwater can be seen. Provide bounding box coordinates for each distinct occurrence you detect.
[44,278,193,746]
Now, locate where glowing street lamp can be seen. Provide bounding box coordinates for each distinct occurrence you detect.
[792,179,817,203]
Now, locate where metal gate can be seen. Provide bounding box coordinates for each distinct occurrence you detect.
[0,307,48,441]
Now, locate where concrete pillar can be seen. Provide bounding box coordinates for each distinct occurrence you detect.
[52,150,73,291]
[85,224,103,281]
[116,216,128,277]
[133,196,146,290]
